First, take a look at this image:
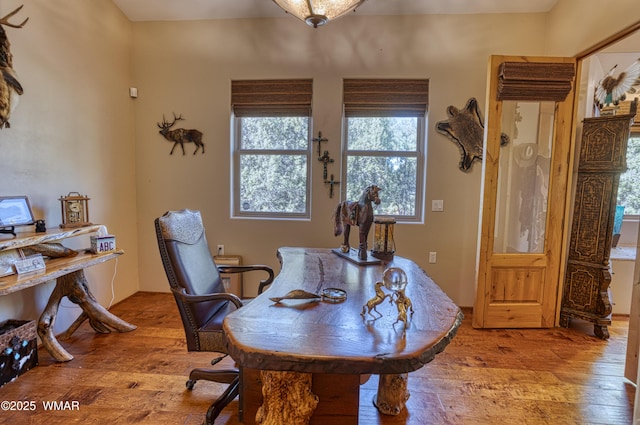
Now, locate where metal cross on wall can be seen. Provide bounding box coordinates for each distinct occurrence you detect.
[312,131,328,157]
[318,150,334,180]
[325,174,340,198]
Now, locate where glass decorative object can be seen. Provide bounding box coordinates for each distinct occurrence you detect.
[383,267,407,292]
[372,217,396,261]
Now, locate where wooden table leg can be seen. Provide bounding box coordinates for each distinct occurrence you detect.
[37,269,136,362]
[241,368,359,425]
[255,370,319,425]
[374,373,410,415]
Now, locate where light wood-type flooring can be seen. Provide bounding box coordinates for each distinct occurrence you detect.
[0,292,635,424]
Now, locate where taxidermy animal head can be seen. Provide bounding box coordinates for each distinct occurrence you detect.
[157,113,205,155]
[0,5,28,129]
[594,58,640,111]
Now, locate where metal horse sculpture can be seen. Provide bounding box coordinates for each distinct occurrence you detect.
[361,281,390,318]
[334,185,381,260]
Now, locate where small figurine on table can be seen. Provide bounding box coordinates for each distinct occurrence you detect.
[35,220,46,233]
[392,288,414,328]
[361,281,390,318]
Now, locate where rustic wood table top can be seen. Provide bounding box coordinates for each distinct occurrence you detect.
[223,247,463,375]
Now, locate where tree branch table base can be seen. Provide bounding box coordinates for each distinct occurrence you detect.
[373,373,411,415]
[38,269,136,362]
[0,227,137,363]
[255,371,319,425]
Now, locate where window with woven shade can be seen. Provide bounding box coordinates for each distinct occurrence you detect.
[231,79,312,218]
[342,79,428,222]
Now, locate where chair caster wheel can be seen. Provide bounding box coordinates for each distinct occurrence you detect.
[186,379,196,390]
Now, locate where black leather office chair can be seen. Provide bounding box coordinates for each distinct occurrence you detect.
[155,209,274,424]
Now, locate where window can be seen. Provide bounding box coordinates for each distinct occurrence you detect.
[616,101,640,217]
[231,79,312,219]
[342,79,428,222]
[618,135,640,215]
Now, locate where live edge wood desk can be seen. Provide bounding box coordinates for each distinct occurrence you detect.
[0,226,136,362]
[223,247,463,425]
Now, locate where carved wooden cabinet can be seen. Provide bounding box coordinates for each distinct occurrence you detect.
[560,104,636,339]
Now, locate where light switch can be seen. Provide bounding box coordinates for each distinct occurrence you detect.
[432,200,444,212]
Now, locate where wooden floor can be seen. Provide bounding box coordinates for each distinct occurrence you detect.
[1,292,635,424]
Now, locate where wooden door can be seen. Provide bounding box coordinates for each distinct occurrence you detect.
[473,55,577,328]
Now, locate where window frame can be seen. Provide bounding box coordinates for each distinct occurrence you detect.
[618,134,640,218]
[232,115,312,220]
[230,79,313,220]
[341,115,426,223]
[340,78,429,223]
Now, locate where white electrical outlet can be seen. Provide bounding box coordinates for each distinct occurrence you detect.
[429,252,437,263]
[217,245,224,256]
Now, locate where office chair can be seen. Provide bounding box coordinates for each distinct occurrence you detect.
[155,209,274,424]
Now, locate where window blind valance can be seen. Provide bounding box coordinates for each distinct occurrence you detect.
[231,79,313,117]
[343,79,429,117]
[497,62,575,102]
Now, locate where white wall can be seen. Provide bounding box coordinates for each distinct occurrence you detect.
[132,13,550,305]
[0,0,138,333]
[132,5,639,306]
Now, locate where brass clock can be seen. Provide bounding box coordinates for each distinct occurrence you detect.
[59,192,92,229]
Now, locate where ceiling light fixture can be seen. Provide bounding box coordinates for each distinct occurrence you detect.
[272,0,367,28]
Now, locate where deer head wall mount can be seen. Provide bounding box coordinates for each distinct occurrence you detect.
[0,5,29,129]
[157,113,204,155]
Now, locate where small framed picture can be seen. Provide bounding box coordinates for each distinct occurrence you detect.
[15,254,46,275]
[0,249,25,277]
[0,196,35,227]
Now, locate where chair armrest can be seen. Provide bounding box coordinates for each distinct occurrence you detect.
[170,287,243,309]
[216,265,275,295]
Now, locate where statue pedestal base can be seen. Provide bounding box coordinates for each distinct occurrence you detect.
[331,248,381,266]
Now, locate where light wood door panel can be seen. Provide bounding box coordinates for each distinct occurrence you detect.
[474,55,576,329]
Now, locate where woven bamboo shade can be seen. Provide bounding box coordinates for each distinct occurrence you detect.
[231,79,313,117]
[343,79,429,117]
[497,62,575,101]
[617,100,640,135]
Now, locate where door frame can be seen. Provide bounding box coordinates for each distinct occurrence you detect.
[473,55,577,329]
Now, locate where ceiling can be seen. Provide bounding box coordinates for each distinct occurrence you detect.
[112,0,560,22]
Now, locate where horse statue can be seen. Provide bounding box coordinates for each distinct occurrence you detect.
[334,185,381,260]
[392,289,414,328]
[361,281,390,318]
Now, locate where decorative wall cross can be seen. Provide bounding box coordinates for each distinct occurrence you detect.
[318,150,334,180]
[313,131,328,157]
[325,174,340,198]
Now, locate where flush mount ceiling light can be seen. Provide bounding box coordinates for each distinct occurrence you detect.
[272,0,367,28]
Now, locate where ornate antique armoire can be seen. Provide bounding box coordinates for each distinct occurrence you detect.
[560,100,637,339]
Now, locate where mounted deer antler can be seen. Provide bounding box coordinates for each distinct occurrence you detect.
[157,113,204,155]
[0,5,28,129]
[0,5,29,29]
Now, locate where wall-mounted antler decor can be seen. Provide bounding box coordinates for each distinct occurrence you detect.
[0,5,28,129]
[157,113,204,155]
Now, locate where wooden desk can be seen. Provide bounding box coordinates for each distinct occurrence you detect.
[223,247,462,425]
[0,226,136,361]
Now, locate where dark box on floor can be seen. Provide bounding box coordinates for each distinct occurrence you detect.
[0,319,38,386]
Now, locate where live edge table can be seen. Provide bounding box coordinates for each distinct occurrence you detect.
[223,247,463,425]
[0,226,136,362]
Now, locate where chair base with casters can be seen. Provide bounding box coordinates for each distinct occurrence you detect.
[155,209,274,424]
[186,353,232,390]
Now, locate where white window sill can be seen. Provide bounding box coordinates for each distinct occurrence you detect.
[611,246,637,261]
